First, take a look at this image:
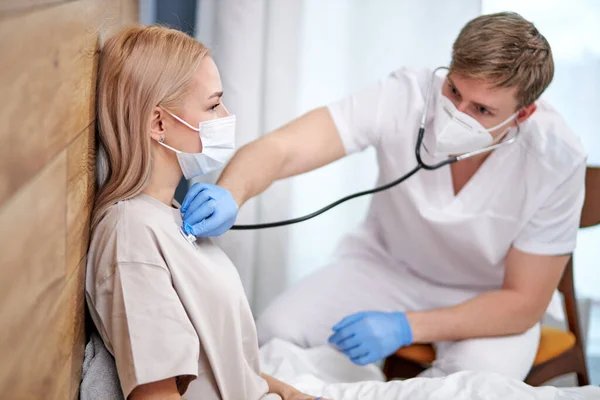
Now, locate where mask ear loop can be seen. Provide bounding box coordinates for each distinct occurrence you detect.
[488,111,521,145]
[156,138,182,154]
[156,106,203,153]
[483,110,520,134]
[455,118,521,161]
[159,106,201,132]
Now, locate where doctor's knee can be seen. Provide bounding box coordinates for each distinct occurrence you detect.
[431,341,537,381]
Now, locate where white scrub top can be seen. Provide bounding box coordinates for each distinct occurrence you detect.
[327,68,586,316]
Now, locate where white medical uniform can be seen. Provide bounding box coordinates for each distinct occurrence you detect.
[257,67,587,380]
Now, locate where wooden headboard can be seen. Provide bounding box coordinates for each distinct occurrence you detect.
[0,1,137,398]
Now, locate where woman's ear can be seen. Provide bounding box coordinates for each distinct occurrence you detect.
[516,103,537,124]
[149,107,167,142]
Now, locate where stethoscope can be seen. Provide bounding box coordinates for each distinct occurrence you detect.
[230,67,520,230]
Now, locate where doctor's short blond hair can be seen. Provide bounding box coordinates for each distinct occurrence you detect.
[450,12,554,108]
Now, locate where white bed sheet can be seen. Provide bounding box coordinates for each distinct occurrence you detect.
[260,339,600,400]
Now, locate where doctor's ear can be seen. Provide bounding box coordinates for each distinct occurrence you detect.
[516,103,537,124]
[149,106,167,142]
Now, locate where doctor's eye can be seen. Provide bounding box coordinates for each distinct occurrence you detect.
[449,84,460,97]
[477,106,490,115]
[209,103,220,111]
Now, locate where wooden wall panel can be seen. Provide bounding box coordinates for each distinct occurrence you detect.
[0,0,139,398]
[67,124,95,276]
[0,0,139,208]
[52,258,87,400]
[0,0,76,15]
[0,153,68,398]
[121,0,139,25]
[0,1,96,207]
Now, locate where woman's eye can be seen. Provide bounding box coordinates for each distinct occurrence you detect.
[210,103,220,111]
[478,106,490,115]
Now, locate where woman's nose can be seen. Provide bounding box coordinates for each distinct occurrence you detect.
[220,104,231,117]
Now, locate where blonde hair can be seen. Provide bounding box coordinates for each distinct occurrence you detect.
[450,12,554,108]
[92,25,210,229]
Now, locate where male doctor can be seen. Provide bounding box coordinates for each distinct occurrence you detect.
[180,12,586,379]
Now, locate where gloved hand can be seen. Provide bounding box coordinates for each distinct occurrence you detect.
[180,182,239,237]
[328,311,413,366]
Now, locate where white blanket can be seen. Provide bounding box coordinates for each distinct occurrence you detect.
[260,339,600,400]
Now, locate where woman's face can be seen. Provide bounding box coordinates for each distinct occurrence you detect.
[161,56,229,154]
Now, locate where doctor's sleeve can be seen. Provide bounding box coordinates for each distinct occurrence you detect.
[327,78,389,155]
[89,262,199,398]
[513,162,587,256]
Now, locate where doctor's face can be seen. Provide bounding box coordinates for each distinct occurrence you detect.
[442,73,530,136]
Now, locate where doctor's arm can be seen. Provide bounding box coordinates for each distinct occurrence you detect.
[331,166,585,364]
[184,77,387,237]
[406,161,587,343]
[330,248,569,365]
[406,247,568,343]
[179,108,345,237]
[218,107,346,206]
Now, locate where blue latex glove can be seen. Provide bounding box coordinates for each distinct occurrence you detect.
[180,182,239,237]
[328,311,413,366]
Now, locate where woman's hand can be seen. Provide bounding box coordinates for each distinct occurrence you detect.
[261,373,328,400]
[284,392,325,400]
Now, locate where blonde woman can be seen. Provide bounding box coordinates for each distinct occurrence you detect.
[86,25,317,400]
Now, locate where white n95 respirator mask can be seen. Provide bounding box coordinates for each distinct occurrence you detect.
[434,95,517,155]
[158,110,236,179]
